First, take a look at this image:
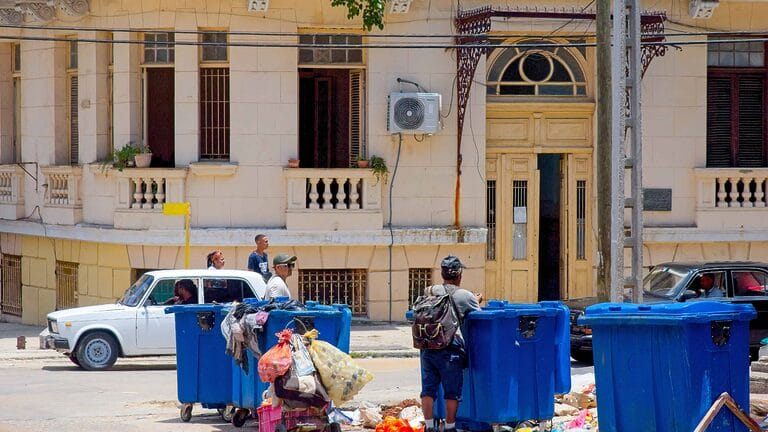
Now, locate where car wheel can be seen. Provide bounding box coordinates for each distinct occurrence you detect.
[75,331,119,371]
[68,355,81,366]
[571,349,594,365]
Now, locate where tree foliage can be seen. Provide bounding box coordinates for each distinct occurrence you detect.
[330,0,386,31]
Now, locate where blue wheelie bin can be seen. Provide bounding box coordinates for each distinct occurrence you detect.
[166,303,233,422]
[411,301,570,431]
[229,301,352,427]
[579,302,756,432]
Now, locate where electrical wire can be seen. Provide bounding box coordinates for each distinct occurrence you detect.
[3,20,768,41]
[3,32,768,49]
[387,133,403,322]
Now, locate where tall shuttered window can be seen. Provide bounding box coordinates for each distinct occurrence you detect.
[298,32,366,168]
[12,42,20,163]
[707,41,767,167]
[200,31,230,160]
[67,39,78,165]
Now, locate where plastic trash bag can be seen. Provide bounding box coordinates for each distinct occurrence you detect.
[291,334,316,376]
[258,329,294,383]
[306,334,374,406]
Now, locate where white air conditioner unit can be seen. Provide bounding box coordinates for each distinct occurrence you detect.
[387,92,442,134]
[689,0,719,18]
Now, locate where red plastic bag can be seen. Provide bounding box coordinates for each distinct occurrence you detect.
[258,329,293,383]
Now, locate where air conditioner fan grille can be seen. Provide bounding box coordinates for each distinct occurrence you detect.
[393,97,425,130]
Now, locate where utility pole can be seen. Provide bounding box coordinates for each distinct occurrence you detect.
[595,0,612,302]
[609,0,644,302]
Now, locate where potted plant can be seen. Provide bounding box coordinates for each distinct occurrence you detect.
[134,143,152,168]
[356,156,369,168]
[288,158,300,168]
[369,155,388,184]
[101,143,140,172]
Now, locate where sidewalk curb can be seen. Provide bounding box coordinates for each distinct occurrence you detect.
[351,350,419,359]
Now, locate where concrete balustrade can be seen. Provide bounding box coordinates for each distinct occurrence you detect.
[0,165,25,219]
[695,168,768,229]
[113,168,187,229]
[285,168,383,230]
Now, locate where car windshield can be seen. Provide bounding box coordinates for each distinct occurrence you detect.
[643,265,690,298]
[118,274,155,306]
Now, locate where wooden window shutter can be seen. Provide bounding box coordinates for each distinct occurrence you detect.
[349,70,365,167]
[737,76,765,167]
[707,76,733,167]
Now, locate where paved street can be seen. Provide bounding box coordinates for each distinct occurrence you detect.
[0,321,594,431]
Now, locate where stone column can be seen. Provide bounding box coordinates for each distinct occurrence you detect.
[77,31,110,163]
[112,31,141,151]
[173,24,199,166]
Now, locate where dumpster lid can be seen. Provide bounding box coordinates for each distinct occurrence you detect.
[164,303,230,314]
[579,301,756,325]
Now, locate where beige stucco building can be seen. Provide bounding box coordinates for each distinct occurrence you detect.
[0,0,766,325]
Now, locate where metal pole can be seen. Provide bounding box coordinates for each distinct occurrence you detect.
[595,0,612,302]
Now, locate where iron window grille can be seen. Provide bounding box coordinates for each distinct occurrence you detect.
[408,268,432,308]
[298,269,367,317]
[1,254,22,317]
[55,261,79,311]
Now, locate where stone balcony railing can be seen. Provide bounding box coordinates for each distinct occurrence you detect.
[695,167,768,229]
[41,165,82,225]
[285,168,383,230]
[112,168,188,229]
[0,164,25,220]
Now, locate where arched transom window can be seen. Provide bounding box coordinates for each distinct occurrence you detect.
[487,39,587,96]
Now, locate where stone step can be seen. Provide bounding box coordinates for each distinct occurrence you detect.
[751,371,768,394]
[753,360,768,374]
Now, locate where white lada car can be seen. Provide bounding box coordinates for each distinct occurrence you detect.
[39,269,267,370]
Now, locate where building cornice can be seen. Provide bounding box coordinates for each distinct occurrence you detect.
[0,0,88,24]
[0,219,487,246]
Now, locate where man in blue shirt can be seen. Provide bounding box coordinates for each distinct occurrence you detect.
[247,234,272,282]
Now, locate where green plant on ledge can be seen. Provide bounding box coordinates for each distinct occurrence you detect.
[369,155,388,185]
[101,143,140,172]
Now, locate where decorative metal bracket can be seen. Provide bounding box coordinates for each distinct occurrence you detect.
[640,11,670,77]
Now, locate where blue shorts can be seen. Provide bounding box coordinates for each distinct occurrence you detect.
[419,346,465,401]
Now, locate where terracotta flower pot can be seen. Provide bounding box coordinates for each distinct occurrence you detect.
[288,159,300,168]
[357,159,369,168]
[134,153,152,168]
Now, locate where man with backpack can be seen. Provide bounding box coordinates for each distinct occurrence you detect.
[415,255,483,432]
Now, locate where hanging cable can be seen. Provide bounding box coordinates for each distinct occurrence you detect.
[387,133,403,322]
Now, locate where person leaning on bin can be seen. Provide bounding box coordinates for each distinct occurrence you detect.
[265,253,296,301]
[164,279,198,305]
[420,255,483,432]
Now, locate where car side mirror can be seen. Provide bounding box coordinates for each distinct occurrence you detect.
[680,289,698,301]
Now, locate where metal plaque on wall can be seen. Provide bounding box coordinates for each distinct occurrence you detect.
[643,188,672,211]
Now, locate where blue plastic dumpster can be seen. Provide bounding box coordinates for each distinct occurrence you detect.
[408,301,570,430]
[229,301,352,427]
[579,302,756,432]
[165,303,233,422]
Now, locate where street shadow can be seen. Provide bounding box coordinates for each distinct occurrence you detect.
[154,409,252,431]
[42,363,177,372]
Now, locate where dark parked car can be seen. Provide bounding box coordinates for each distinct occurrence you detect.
[567,261,768,364]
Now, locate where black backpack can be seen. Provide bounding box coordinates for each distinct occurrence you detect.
[411,285,461,350]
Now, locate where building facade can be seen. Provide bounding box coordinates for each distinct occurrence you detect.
[0,0,766,325]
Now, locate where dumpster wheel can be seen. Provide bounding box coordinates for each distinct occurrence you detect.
[232,408,250,427]
[218,405,236,422]
[180,404,193,422]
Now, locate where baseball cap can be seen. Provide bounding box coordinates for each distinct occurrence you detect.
[273,253,297,266]
[441,255,464,278]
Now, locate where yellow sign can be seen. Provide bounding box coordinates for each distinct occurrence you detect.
[163,202,190,216]
[162,202,191,268]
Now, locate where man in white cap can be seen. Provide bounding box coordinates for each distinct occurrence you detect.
[265,253,297,301]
